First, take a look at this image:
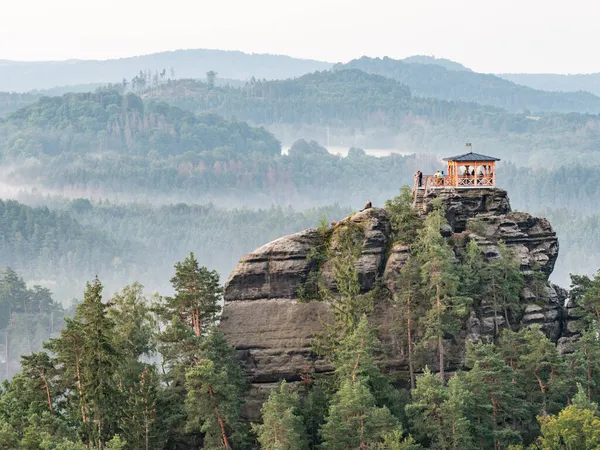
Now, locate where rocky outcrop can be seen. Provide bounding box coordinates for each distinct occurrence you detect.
[220,187,566,419]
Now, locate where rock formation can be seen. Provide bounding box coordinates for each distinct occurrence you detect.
[219,188,566,418]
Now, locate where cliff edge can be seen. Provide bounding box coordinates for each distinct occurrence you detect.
[219,188,565,417]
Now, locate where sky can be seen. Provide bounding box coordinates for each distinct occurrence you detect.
[1,0,597,74]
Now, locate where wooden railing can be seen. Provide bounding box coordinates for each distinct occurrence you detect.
[456,175,494,186]
[417,174,495,188]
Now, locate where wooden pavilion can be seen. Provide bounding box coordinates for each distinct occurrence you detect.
[418,151,500,189]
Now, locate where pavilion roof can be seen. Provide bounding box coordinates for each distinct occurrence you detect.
[442,151,500,162]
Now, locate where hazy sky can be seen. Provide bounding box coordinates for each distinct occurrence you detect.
[2,0,597,74]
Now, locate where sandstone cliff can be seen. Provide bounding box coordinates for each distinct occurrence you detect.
[220,188,565,417]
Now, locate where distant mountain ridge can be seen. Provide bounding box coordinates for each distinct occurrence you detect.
[498,73,600,97]
[337,56,600,114]
[402,55,472,72]
[0,49,333,92]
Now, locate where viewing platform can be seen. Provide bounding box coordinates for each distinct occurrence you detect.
[413,150,500,208]
[415,151,499,190]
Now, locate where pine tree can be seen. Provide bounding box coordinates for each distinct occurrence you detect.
[121,366,160,450]
[391,256,423,389]
[299,378,331,450]
[20,352,57,415]
[323,223,369,332]
[417,200,471,380]
[44,317,88,435]
[157,254,223,370]
[184,330,249,449]
[499,328,567,422]
[376,429,421,450]
[406,368,475,450]
[440,375,476,450]
[168,252,222,338]
[571,327,600,402]
[458,239,484,303]
[252,380,308,450]
[405,367,448,448]
[570,269,600,328]
[46,277,122,449]
[385,186,422,244]
[108,283,155,363]
[333,315,404,417]
[320,379,401,449]
[76,277,121,449]
[464,343,527,450]
[471,241,524,337]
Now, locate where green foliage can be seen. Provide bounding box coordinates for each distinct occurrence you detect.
[0,267,64,381]
[569,269,600,329]
[121,367,161,450]
[466,218,486,234]
[416,201,472,378]
[73,278,122,447]
[2,91,281,158]
[0,200,129,301]
[169,252,222,337]
[299,378,332,449]
[536,403,600,449]
[323,222,370,331]
[499,328,567,417]
[406,368,475,450]
[297,216,331,302]
[405,368,448,447]
[252,380,308,450]
[389,255,423,389]
[320,379,402,449]
[184,330,249,449]
[464,342,528,449]
[333,316,405,417]
[385,186,422,245]
[482,241,525,334]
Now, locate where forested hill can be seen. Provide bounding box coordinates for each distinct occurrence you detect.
[337,56,600,114]
[0,90,281,158]
[0,49,332,92]
[144,70,600,165]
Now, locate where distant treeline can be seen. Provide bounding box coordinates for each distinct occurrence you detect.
[0,196,350,299]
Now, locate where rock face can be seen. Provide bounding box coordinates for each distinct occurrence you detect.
[220,188,566,419]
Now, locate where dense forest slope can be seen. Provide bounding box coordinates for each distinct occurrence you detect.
[338,57,600,114]
[0,49,332,92]
[0,195,353,300]
[0,92,40,118]
[0,199,132,299]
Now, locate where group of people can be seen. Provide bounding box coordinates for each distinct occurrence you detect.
[414,165,495,189]
[434,170,445,185]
